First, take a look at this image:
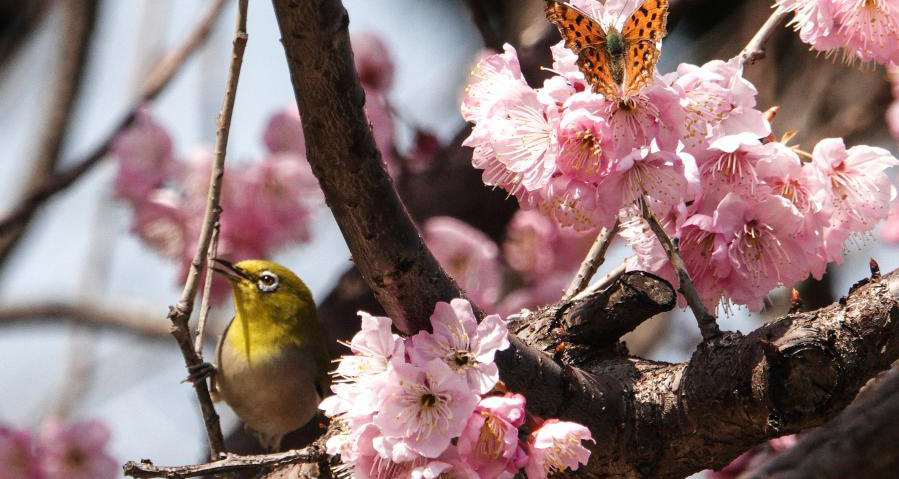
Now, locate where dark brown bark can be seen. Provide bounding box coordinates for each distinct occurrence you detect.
[744,367,899,479]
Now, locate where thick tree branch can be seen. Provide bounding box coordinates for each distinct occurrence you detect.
[744,367,899,479]
[123,445,326,479]
[167,0,247,458]
[0,0,100,270]
[0,0,229,270]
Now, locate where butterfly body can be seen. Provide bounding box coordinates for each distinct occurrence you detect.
[545,0,669,101]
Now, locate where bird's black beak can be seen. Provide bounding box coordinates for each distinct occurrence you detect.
[212,258,252,282]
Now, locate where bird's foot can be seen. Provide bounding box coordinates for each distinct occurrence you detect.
[183,361,217,384]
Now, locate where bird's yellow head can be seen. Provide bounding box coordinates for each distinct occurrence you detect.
[213,258,320,353]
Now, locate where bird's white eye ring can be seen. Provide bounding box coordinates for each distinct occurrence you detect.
[257,271,280,292]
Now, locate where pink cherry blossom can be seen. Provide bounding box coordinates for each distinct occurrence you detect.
[0,426,40,479]
[502,210,559,278]
[353,32,395,93]
[457,394,527,479]
[112,109,175,201]
[408,299,510,394]
[38,419,116,479]
[714,193,808,311]
[524,420,594,479]
[775,0,899,65]
[812,137,899,234]
[423,217,502,309]
[409,459,480,479]
[262,106,305,155]
[129,189,191,260]
[881,199,899,244]
[375,359,479,458]
[665,58,770,152]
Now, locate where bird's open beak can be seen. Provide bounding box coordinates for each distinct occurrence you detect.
[212,258,252,282]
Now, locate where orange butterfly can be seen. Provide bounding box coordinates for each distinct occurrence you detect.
[545,0,669,101]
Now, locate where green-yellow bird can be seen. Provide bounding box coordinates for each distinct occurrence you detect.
[209,258,330,451]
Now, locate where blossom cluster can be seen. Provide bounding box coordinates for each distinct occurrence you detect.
[775,0,899,66]
[462,0,898,312]
[0,419,117,479]
[423,212,593,315]
[320,298,594,479]
[112,108,323,300]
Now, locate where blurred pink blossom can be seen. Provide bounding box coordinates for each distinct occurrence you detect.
[0,426,40,479]
[423,217,502,309]
[353,32,395,93]
[262,106,305,155]
[38,420,116,479]
[111,109,175,201]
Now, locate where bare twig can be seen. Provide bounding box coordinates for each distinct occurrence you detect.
[0,301,179,339]
[123,446,325,479]
[736,8,789,65]
[166,0,247,458]
[638,197,720,340]
[571,259,629,301]
[0,0,230,268]
[0,0,100,270]
[194,217,221,355]
[561,219,620,301]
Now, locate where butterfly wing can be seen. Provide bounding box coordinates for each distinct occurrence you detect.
[544,0,619,100]
[621,0,669,97]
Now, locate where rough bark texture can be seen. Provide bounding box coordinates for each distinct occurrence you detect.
[745,366,899,479]
[271,1,899,478]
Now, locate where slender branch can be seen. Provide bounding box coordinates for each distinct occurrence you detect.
[639,197,720,340]
[736,9,789,65]
[166,0,247,458]
[194,217,221,355]
[0,0,230,266]
[123,446,325,479]
[0,301,176,339]
[561,219,620,302]
[0,0,100,270]
[571,259,628,301]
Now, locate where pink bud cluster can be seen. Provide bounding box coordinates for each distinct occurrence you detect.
[112,109,322,300]
[461,0,898,312]
[0,419,117,479]
[775,0,899,66]
[320,298,594,479]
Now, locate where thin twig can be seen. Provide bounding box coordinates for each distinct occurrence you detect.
[561,219,620,302]
[638,197,720,340]
[571,259,629,302]
[167,0,248,458]
[123,446,325,479]
[194,216,221,355]
[0,301,179,339]
[0,0,230,265]
[0,0,100,270]
[735,9,789,66]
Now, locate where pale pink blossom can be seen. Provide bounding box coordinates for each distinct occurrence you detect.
[502,210,559,278]
[423,217,502,309]
[556,97,612,181]
[457,394,527,479]
[598,145,688,215]
[714,193,808,311]
[353,32,395,93]
[409,299,509,394]
[524,420,594,479]
[409,459,481,479]
[0,426,40,479]
[130,189,192,260]
[776,0,899,65]
[812,137,899,234]
[881,199,899,243]
[528,176,615,232]
[375,359,480,458]
[665,58,770,152]
[112,109,175,201]
[38,420,116,479]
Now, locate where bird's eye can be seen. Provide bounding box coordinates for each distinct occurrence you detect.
[257,271,279,292]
